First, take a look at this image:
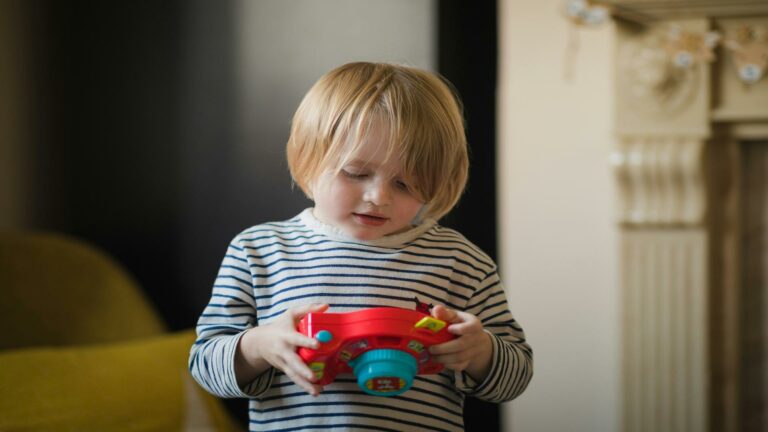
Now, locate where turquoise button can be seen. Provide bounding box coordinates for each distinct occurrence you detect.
[315,330,333,343]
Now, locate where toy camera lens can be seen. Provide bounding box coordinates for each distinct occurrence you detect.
[349,349,417,397]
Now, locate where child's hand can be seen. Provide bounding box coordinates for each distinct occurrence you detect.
[238,303,329,396]
[428,304,493,382]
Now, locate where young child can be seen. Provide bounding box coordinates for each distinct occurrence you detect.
[189,62,532,431]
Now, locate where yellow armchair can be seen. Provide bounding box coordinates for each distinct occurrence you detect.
[0,232,239,431]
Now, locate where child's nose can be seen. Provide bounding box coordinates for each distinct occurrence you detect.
[363,180,391,206]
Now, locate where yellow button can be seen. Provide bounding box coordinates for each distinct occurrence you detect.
[414,317,447,332]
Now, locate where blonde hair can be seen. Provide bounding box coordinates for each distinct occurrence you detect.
[286,62,468,221]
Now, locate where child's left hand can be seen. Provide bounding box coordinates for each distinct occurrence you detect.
[428,305,493,382]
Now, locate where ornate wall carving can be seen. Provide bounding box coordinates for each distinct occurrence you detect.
[614,17,712,432]
[615,12,768,432]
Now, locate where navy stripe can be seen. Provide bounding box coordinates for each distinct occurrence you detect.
[254,281,464,305]
[210,294,252,304]
[205,302,253,308]
[241,226,312,236]
[250,401,462,430]
[256,292,417,311]
[240,233,322,243]
[223,253,247,263]
[247,254,483,283]
[254,424,402,432]
[257,389,462,416]
[481,309,511,324]
[252,263,476,292]
[252,272,469,298]
[201,312,256,319]
[216,274,253,287]
[244,246,490,277]
[212,284,253,298]
[258,300,464,321]
[219,264,251,276]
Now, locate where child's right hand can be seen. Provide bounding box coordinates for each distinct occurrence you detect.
[237,303,329,396]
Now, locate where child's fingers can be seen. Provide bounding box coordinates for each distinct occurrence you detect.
[432,308,484,335]
[284,352,316,381]
[289,332,320,349]
[431,304,459,323]
[289,303,329,321]
[428,338,466,356]
[445,319,482,336]
[430,352,471,371]
[283,354,325,396]
[283,366,321,396]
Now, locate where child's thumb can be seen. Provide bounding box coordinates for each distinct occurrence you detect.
[431,304,457,322]
[292,303,329,319]
[309,303,329,313]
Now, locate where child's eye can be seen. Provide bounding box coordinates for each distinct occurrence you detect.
[394,179,410,191]
[342,169,367,179]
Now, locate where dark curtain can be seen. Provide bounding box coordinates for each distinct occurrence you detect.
[438,1,501,431]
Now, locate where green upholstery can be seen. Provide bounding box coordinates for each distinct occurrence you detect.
[0,232,240,431]
[0,232,165,349]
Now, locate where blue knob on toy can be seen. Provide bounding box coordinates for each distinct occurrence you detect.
[315,330,333,343]
[348,349,417,396]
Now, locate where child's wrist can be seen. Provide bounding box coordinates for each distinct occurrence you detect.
[236,328,270,376]
[466,331,493,382]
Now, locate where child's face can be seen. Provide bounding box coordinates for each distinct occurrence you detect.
[311,128,424,241]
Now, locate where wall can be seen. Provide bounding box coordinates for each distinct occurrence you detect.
[497,1,620,431]
[176,0,437,310]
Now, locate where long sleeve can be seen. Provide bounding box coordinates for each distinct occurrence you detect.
[189,214,533,430]
[188,236,275,398]
[454,269,533,402]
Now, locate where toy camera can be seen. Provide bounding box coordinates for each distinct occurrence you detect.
[297,307,454,396]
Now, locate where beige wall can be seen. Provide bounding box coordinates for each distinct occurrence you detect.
[498,1,620,431]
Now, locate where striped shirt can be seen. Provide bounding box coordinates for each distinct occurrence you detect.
[189,208,532,431]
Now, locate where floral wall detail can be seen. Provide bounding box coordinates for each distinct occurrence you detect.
[562,1,768,86]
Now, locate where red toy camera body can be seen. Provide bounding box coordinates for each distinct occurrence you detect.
[297,307,454,396]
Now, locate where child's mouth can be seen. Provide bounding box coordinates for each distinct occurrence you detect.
[353,213,388,227]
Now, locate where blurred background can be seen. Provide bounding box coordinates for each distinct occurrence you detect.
[1,0,625,431]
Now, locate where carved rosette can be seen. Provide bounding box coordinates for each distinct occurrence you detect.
[618,30,701,120]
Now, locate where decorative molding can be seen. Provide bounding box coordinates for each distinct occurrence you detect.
[604,0,768,24]
[615,17,713,432]
[618,31,701,119]
[613,11,767,432]
[615,20,711,137]
[612,135,706,226]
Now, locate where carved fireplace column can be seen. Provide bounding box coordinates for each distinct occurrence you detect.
[614,18,711,432]
[610,6,768,431]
